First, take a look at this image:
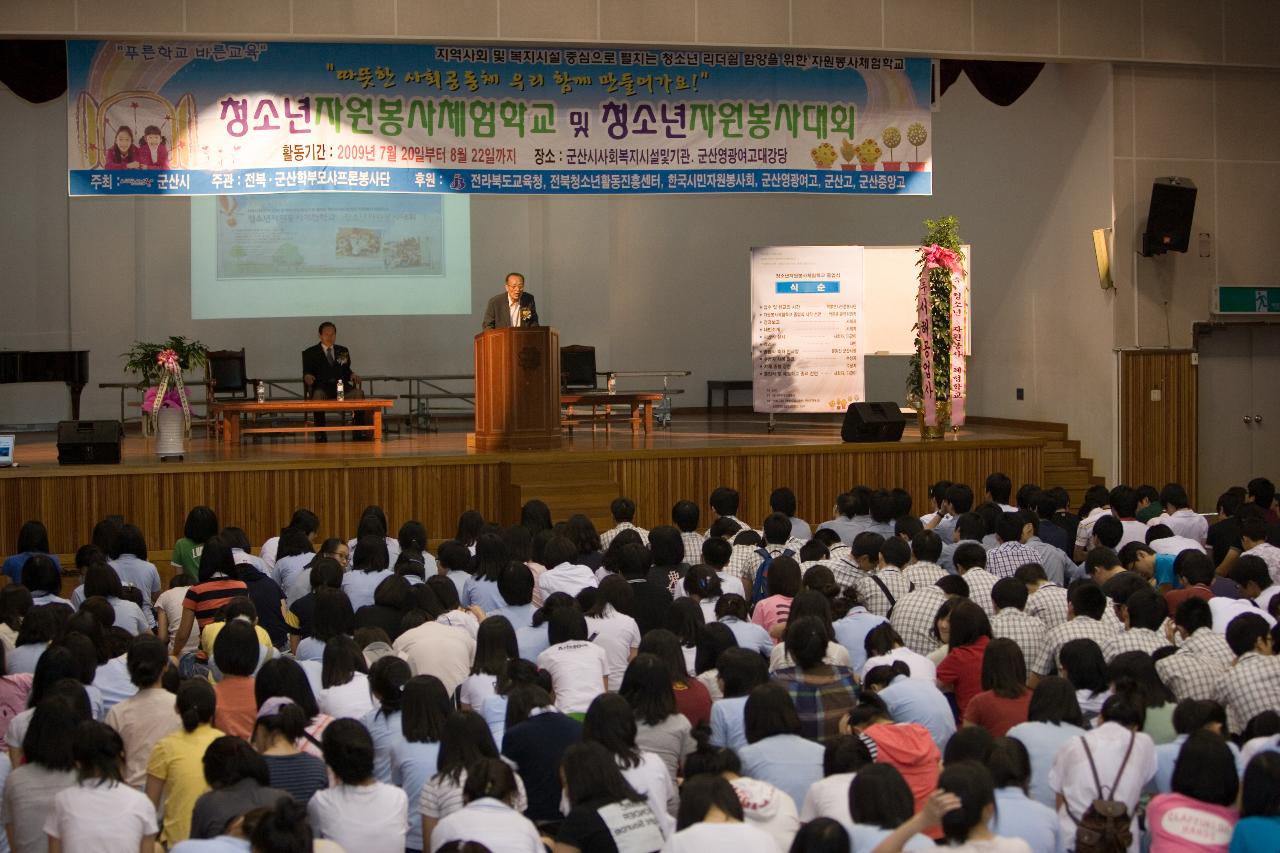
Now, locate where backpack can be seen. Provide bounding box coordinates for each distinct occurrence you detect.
[1068,732,1137,853]
[750,547,795,603]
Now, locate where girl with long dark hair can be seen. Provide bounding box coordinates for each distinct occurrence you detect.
[583,692,676,837]
[462,533,510,612]
[459,616,517,711]
[44,720,158,851]
[963,637,1032,736]
[585,574,641,691]
[620,653,695,784]
[389,675,452,852]
[419,711,528,844]
[553,741,665,853]
[316,635,372,720]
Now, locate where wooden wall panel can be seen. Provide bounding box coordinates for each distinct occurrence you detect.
[1,440,1042,557]
[1119,351,1197,499]
[0,463,503,559]
[611,441,1043,534]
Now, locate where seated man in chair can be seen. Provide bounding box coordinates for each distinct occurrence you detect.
[302,321,364,442]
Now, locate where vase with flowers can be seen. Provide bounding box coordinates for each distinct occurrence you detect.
[123,337,207,456]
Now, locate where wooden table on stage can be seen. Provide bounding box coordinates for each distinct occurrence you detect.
[211,399,396,444]
[561,392,664,433]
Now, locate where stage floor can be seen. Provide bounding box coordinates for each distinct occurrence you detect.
[2,410,1036,474]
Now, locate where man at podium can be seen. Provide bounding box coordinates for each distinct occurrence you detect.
[482,272,539,329]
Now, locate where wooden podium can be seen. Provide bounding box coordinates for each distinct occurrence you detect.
[473,327,563,451]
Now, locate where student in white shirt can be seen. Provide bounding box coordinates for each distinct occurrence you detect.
[1049,691,1157,853]
[535,607,608,715]
[536,535,599,600]
[43,720,158,853]
[584,575,642,691]
[259,508,321,571]
[800,734,874,826]
[427,758,542,852]
[434,540,473,603]
[860,623,937,682]
[459,615,517,711]
[661,773,778,853]
[316,636,374,720]
[1148,484,1208,546]
[307,718,408,853]
[583,693,677,837]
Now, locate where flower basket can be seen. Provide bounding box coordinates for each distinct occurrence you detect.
[122,336,207,440]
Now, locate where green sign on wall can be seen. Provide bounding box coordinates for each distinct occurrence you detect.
[1215,286,1280,314]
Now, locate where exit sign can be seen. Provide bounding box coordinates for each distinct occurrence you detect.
[1214,286,1280,315]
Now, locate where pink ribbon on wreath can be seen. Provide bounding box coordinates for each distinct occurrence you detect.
[917,244,967,428]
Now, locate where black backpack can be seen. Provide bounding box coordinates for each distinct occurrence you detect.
[1068,732,1137,853]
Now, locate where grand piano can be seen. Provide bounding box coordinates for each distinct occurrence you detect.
[0,351,90,419]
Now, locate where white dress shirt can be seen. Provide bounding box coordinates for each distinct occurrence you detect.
[536,562,599,598]
[429,796,543,853]
[1148,508,1209,547]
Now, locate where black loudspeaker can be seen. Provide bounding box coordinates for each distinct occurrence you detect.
[56,420,123,465]
[841,402,905,443]
[1141,177,1197,256]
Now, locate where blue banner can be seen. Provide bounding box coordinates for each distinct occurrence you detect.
[67,41,934,197]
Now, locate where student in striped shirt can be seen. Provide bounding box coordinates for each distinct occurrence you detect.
[168,536,249,676]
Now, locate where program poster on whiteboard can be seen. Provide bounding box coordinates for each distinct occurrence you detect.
[751,246,864,413]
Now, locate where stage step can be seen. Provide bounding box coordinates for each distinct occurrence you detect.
[500,460,619,530]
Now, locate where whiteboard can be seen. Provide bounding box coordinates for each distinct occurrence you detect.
[862,245,972,355]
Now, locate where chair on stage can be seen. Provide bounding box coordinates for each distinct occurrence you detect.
[560,344,601,391]
[205,349,255,438]
[559,344,623,431]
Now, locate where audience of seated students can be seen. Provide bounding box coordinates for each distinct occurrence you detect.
[0,476,1278,851]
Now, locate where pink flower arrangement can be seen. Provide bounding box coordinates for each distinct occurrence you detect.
[143,386,186,413]
[156,348,181,373]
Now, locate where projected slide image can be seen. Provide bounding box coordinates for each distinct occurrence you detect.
[215,194,444,279]
[192,192,472,318]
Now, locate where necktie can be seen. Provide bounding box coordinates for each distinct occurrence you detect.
[326,347,335,366]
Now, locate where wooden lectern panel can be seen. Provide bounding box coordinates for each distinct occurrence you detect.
[474,327,563,452]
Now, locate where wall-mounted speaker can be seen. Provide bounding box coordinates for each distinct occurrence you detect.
[1141,177,1197,256]
[841,402,905,443]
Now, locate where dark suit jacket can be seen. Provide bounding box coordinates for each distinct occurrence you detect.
[301,343,352,396]
[481,291,538,329]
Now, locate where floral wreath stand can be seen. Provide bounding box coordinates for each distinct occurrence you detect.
[914,242,967,440]
[146,349,193,460]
